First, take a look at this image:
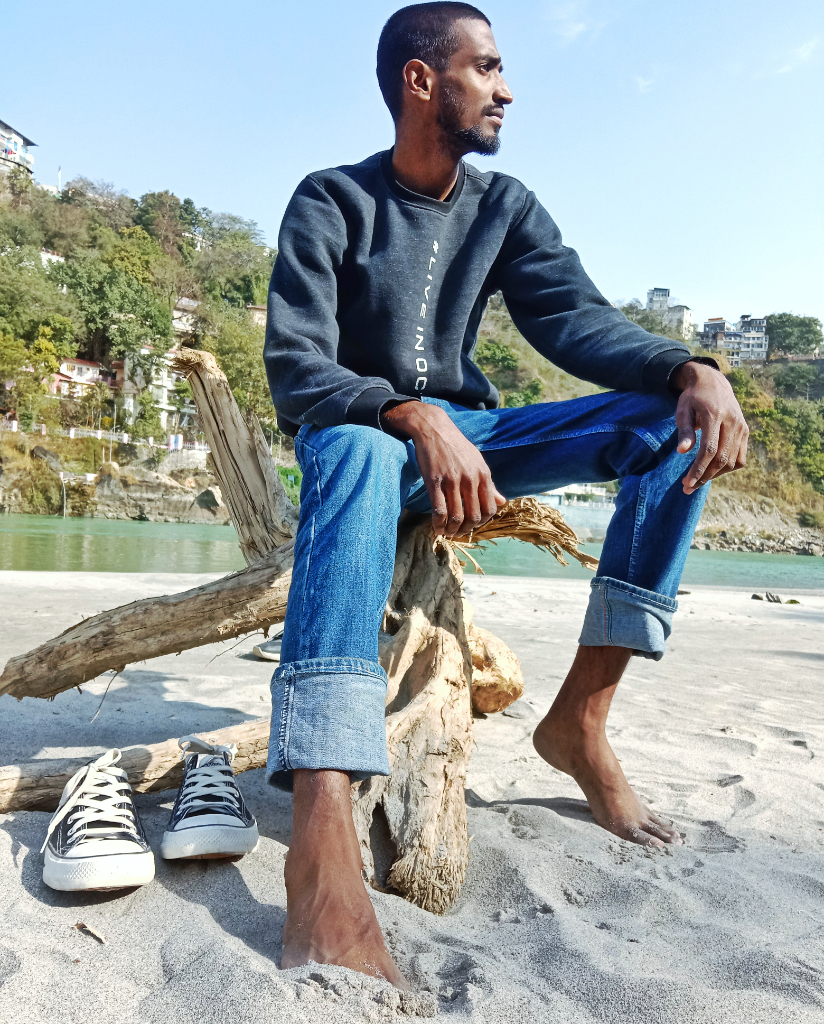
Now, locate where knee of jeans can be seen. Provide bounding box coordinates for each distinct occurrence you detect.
[333,424,408,473]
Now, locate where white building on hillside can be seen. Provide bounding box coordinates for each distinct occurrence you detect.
[698,316,768,366]
[646,287,670,312]
[0,119,35,179]
[663,304,695,341]
[50,358,112,397]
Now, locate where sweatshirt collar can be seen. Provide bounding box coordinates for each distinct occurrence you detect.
[380,149,466,214]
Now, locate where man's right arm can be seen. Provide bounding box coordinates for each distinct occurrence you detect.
[381,402,506,537]
[264,175,412,432]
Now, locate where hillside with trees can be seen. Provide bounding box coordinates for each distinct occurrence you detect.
[0,167,275,436]
[1,166,823,532]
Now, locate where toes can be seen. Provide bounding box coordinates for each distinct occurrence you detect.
[626,826,666,848]
[643,820,683,845]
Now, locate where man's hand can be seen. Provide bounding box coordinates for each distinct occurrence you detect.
[381,402,506,537]
[672,362,749,495]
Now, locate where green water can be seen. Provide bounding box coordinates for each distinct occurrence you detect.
[1,514,823,591]
[0,515,244,574]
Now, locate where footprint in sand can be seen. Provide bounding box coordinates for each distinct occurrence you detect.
[689,820,746,854]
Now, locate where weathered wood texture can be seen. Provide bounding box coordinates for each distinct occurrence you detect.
[353,525,475,913]
[0,543,294,701]
[172,348,297,563]
[0,720,270,813]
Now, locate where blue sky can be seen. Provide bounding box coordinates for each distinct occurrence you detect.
[6,0,823,326]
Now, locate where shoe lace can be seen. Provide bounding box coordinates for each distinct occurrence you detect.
[41,749,138,853]
[176,736,241,817]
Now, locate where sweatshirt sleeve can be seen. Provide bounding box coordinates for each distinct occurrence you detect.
[263,175,414,432]
[495,192,690,394]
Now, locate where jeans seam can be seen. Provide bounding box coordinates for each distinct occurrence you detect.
[592,576,678,612]
[627,472,648,585]
[292,453,322,653]
[278,665,295,771]
[475,425,667,454]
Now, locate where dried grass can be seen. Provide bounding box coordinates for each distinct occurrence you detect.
[453,496,599,572]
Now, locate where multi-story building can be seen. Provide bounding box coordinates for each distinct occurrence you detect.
[662,304,695,341]
[0,119,35,179]
[646,287,670,313]
[735,314,769,360]
[698,316,768,366]
[50,358,112,397]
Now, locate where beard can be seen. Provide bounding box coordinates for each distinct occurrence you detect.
[436,83,501,157]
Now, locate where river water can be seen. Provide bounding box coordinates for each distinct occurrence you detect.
[1,513,823,592]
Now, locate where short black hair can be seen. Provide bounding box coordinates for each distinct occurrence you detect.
[377,3,491,120]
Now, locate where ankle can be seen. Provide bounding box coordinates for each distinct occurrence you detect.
[542,698,606,738]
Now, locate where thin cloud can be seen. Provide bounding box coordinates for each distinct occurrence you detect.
[777,37,819,74]
[546,1,607,45]
[635,75,654,93]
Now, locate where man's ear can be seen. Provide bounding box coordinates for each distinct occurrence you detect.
[401,58,436,106]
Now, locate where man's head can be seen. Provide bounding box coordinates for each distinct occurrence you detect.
[377,3,512,158]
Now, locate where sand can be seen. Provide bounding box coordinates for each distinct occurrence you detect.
[1,570,823,1022]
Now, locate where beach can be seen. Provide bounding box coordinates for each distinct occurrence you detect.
[1,570,822,1022]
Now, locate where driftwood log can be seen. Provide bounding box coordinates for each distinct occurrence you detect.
[0,348,596,913]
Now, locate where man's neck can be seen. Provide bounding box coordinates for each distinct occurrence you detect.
[392,125,462,202]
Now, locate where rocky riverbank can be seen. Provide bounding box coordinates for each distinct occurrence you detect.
[2,437,822,556]
[0,441,231,524]
[692,491,824,556]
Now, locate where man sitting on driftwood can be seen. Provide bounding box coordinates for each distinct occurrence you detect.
[263,2,748,987]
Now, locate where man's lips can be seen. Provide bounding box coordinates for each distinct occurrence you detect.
[485,110,505,127]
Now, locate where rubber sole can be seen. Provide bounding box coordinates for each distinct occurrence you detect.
[160,823,260,860]
[43,847,155,891]
[251,645,281,662]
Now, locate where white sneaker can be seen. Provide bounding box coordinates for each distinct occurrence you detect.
[42,749,155,891]
[252,628,283,662]
[160,736,259,860]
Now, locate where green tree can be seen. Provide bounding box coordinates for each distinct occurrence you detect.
[170,377,193,432]
[475,340,518,370]
[772,363,819,398]
[63,177,137,233]
[80,381,112,429]
[55,253,172,373]
[193,303,276,428]
[766,313,823,357]
[137,191,184,256]
[0,243,81,342]
[194,233,274,306]
[3,327,61,426]
[129,388,164,440]
[506,379,543,407]
[618,302,686,342]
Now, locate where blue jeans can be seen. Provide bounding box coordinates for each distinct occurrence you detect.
[267,391,708,789]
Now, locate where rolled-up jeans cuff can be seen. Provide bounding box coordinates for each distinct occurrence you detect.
[266,657,390,791]
[579,576,677,662]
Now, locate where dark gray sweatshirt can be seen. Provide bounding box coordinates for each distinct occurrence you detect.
[264,150,690,436]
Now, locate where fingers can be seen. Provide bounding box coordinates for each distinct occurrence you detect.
[476,477,506,529]
[442,475,464,539]
[675,396,697,455]
[428,479,448,537]
[683,412,720,492]
[683,413,750,492]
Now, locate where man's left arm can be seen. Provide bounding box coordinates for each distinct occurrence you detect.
[495,191,748,489]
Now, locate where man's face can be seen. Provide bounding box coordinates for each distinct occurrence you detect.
[435,20,513,157]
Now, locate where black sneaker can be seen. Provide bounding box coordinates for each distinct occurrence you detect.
[42,749,155,891]
[160,736,259,860]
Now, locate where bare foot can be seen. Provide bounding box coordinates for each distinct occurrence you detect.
[281,770,409,989]
[533,710,683,848]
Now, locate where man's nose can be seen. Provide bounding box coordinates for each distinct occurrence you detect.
[494,75,513,105]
